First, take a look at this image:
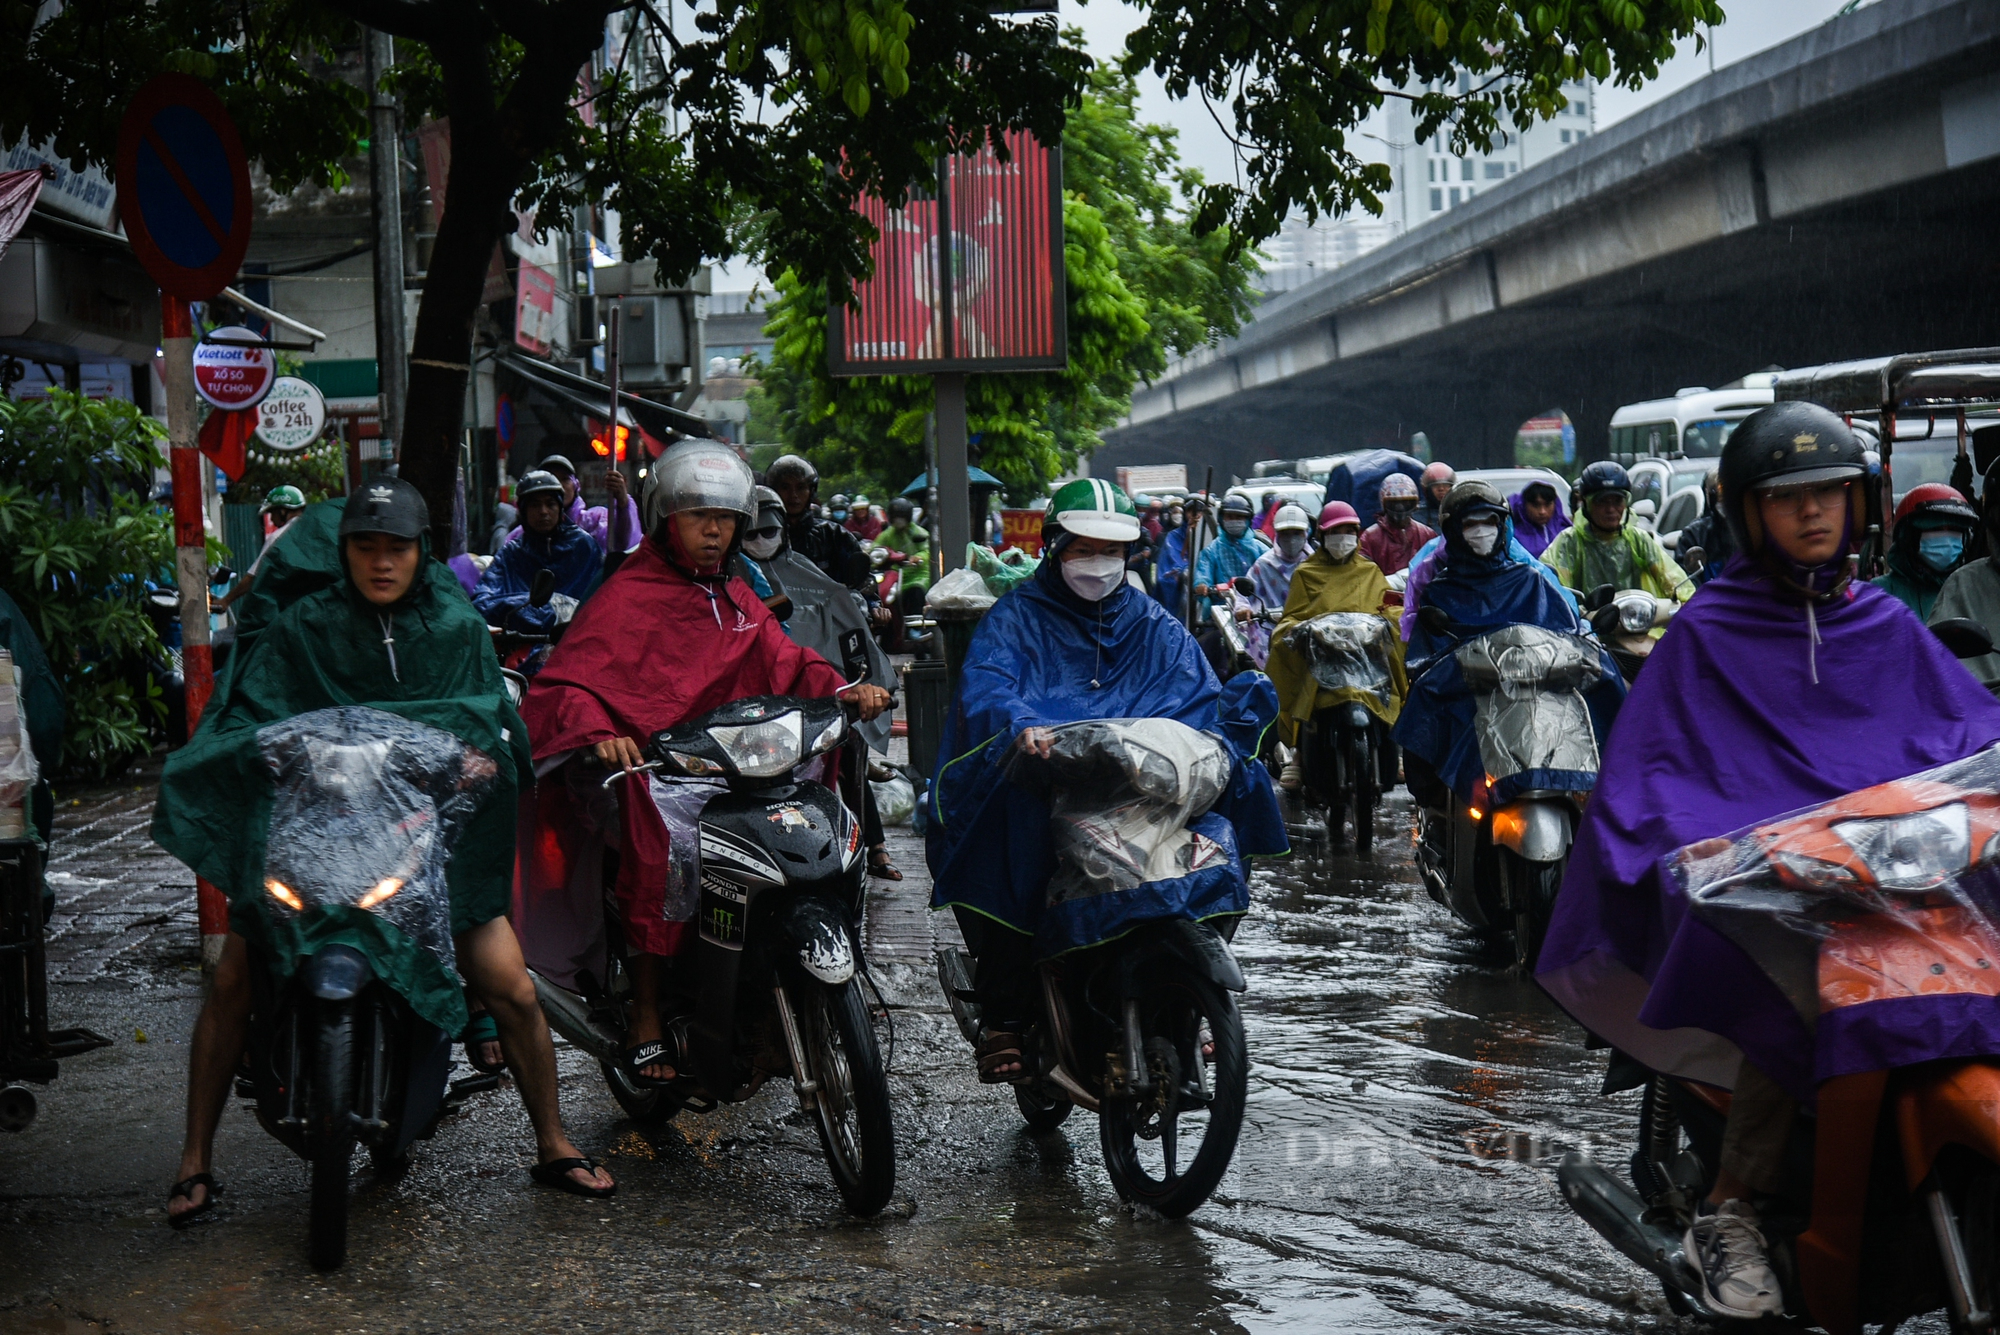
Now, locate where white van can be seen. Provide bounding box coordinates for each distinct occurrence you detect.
[1608,383,1776,462]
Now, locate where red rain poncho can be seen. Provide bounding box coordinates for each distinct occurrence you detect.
[519,535,845,956]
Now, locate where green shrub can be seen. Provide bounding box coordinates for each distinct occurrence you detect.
[0,390,182,778]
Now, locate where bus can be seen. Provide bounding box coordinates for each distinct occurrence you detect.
[1607,381,1777,462]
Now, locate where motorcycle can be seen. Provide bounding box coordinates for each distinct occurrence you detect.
[1559,685,2000,1333]
[522,691,897,1216]
[1411,610,1604,969]
[490,569,573,677]
[1281,610,1401,855]
[1581,583,1677,684]
[936,717,1251,1219]
[235,706,495,1269]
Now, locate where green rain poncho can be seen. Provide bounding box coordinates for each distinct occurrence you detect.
[151,500,529,1035]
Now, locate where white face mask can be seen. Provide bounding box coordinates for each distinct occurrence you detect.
[1325,533,1358,560]
[1277,532,1307,559]
[1062,553,1127,602]
[743,534,783,560]
[1223,519,1249,539]
[1461,521,1500,556]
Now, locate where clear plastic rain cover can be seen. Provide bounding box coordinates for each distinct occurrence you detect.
[1005,718,1231,907]
[1671,745,2000,1024]
[1453,625,1601,784]
[1289,613,1396,705]
[258,707,497,976]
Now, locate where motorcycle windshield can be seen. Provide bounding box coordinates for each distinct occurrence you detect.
[1453,625,1600,789]
[1291,612,1396,706]
[258,706,496,979]
[1674,745,2000,1030]
[1005,718,1231,908]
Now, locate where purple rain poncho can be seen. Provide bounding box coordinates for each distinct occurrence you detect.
[1536,555,2000,1102]
[1508,490,1569,559]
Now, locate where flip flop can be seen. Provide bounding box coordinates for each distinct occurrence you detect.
[460,1009,507,1074]
[167,1173,221,1230]
[624,1040,677,1088]
[529,1157,616,1199]
[868,847,903,882]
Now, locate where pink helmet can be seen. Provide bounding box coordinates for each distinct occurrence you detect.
[1317,500,1361,532]
[1380,473,1419,501]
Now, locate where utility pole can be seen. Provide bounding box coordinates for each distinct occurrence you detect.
[365,29,408,465]
[934,373,970,573]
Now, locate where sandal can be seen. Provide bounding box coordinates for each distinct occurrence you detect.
[167,1173,221,1229]
[975,1030,1025,1084]
[529,1156,617,1199]
[868,847,903,882]
[624,1040,677,1088]
[460,1008,507,1075]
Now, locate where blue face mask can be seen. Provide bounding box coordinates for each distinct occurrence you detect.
[1920,530,1966,572]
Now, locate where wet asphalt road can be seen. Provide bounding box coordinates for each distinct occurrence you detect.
[2,764,1903,1334]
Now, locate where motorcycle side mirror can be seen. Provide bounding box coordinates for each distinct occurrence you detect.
[1932,618,1995,660]
[529,568,556,608]
[211,565,235,585]
[1582,583,1616,612]
[1681,546,1706,570]
[1232,577,1255,596]
[1589,605,1623,637]
[1418,606,1454,638]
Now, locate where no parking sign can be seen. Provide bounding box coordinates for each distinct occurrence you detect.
[116,74,252,300]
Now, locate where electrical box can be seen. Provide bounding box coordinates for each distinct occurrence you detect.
[618,295,691,381]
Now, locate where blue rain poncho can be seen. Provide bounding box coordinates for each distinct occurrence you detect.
[1321,449,1425,532]
[1395,513,1623,803]
[471,520,601,632]
[926,558,1287,957]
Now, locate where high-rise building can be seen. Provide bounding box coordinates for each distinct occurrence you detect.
[1382,76,1595,235]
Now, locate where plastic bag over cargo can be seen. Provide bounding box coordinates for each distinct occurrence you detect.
[258,707,498,979]
[926,566,997,615]
[1454,624,1601,788]
[969,543,1040,596]
[1004,718,1231,909]
[1673,744,2000,1029]
[1287,613,1396,708]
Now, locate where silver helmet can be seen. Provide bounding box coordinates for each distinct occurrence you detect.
[643,441,756,534]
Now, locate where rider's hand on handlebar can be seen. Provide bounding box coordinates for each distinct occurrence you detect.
[838,683,893,721]
[1016,726,1056,758]
[594,736,645,773]
[868,604,893,627]
[1234,605,1256,622]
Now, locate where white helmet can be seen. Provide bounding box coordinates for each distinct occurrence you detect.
[1273,504,1310,532]
[643,441,755,534]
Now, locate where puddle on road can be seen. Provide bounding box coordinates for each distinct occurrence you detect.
[928,791,1679,1334]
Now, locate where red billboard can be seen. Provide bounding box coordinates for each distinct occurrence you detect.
[828,130,1066,377]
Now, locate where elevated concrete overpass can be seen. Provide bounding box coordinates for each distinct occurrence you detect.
[1096,0,2000,481]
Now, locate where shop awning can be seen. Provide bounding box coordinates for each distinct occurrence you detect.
[0,170,45,263]
[494,346,712,440]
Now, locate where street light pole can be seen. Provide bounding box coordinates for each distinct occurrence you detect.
[364,28,408,464]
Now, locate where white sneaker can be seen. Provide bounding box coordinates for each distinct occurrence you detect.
[1278,762,1302,791]
[1684,1199,1783,1318]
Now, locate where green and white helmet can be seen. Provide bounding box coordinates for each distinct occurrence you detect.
[1046,478,1142,542]
[261,485,306,513]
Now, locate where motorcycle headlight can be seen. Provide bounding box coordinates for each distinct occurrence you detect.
[1832,803,1973,891]
[1617,598,1656,635]
[707,711,805,778]
[265,878,304,911]
[356,877,402,910]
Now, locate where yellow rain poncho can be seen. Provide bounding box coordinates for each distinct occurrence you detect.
[1266,549,1408,745]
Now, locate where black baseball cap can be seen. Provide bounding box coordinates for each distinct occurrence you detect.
[338,477,429,540]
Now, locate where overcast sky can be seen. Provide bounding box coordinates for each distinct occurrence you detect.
[1066,0,1861,191]
[713,0,1862,291]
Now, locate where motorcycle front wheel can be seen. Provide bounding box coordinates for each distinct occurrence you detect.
[1099,974,1247,1219]
[1501,850,1564,972]
[796,977,895,1216]
[1346,730,1376,857]
[308,998,358,1271]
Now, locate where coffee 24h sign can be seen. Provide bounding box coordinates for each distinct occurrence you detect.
[254,375,327,452]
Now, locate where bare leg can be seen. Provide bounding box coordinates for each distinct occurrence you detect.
[456,917,612,1192]
[623,953,675,1080]
[170,931,251,1220]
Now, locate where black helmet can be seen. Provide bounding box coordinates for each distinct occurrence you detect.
[888,496,914,523]
[515,469,565,504]
[1717,402,1867,556]
[1576,460,1631,501]
[766,454,818,489]
[1439,479,1508,530]
[339,477,429,541]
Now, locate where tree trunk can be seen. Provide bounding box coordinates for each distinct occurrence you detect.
[355,3,613,555]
